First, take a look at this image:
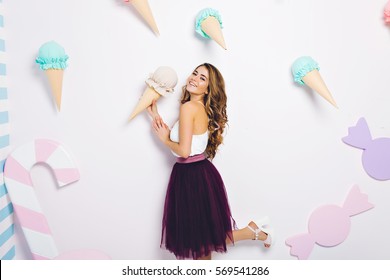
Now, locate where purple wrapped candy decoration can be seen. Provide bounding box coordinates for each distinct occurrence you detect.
[342,117,390,180]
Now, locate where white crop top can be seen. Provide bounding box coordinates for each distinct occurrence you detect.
[170,121,209,157]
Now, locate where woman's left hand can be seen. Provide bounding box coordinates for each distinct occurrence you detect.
[152,118,171,144]
[147,100,161,122]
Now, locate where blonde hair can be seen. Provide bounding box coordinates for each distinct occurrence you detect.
[180,63,227,159]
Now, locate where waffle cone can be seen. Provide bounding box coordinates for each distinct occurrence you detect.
[128,86,161,121]
[302,70,338,108]
[130,0,160,35]
[201,16,227,49]
[45,69,64,111]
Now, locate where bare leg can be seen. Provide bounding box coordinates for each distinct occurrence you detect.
[195,222,269,260]
[226,221,269,247]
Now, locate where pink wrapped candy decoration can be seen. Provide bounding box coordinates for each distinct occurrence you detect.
[285,185,374,259]
[343,117,390,180]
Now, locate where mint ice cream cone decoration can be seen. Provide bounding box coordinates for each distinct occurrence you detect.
[125,0,160,35]
[35,41,69,111]
[292,56,338,108]
[128,66,178,121]
[195,8,227,50]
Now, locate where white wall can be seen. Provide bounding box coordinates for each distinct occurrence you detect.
[6,0,390,259]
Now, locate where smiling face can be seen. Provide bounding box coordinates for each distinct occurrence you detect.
[186,66,209,96]
[180,63,227,159]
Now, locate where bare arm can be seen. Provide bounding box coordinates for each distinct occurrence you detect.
[152,102,196,158]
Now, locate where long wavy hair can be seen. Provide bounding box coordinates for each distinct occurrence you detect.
[180,63,228,159]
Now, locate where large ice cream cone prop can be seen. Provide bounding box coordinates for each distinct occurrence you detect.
[292,56,338,108]
[128,66,178,121]
[36,41,69,112]
[128,86,160,121]
[195,8,227,50]
[125,0,160,35]
[45,69,64,111]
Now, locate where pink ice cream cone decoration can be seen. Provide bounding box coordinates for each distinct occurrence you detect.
[384,1,390,23]
[285,185,374,260]
[343,117,390,180]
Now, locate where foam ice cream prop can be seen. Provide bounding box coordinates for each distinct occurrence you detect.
[35,41,69,111]
[195,8,227,50]
[385,1,390,23]
[292,56,337,108]
[343,117,390,180]
[128,66,178,121]
[285,185,374,260]
[124,0,160,35]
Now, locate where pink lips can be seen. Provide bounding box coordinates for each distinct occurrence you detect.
[189,80,197,87]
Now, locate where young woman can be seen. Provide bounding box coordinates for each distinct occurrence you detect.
[148,63,273,260]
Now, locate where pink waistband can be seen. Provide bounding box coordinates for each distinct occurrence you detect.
[176,154,206,164]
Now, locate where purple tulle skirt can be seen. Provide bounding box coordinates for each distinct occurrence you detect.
[161,154,236,259]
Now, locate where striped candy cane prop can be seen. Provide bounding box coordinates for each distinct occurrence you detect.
[0,1,14,260]
[3,139,80,259]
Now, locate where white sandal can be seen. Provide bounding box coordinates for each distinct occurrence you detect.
[247,216,274,248]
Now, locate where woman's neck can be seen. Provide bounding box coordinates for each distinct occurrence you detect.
[190,94,205,104]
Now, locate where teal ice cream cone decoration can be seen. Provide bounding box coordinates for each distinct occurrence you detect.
[292,56,337,108]
[35,41,69,111]
[195,8,226,49]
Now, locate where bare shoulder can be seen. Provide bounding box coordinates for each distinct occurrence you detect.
[180,101,202,115]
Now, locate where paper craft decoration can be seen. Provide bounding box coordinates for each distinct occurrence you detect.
[195,8,227,50]
[0,2,14,260]
[124,0,160,35]
[385,1,390,23]
[342,117,390,180]
[128,66,178,121]
[285,185,374,260]
[292,56,338,108]
[35,41,69,111]
[3,139,80,259]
